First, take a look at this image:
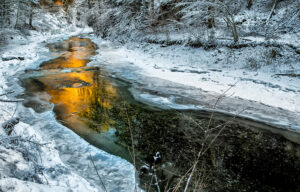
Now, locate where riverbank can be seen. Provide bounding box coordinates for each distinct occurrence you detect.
[17,35,300,192]
[0,28,139,191]
[2,30,300,191]
[80,33,300,191]
[85,33,300,137]
[1,0,299,191]
[78,0,300,135]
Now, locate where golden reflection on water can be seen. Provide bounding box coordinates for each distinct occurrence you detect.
[54,1,63,6]
[41,37,97,69]
[37,37,117,132]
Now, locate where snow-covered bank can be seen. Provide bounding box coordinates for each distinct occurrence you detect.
[78,0,300,134]
[86,34,300,134]
[0,28,140,191]
[0,122,97,192]
[95,40,300,112]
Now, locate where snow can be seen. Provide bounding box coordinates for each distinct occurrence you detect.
[0,178,70,192]
[0,1,299,190]
[16,106,139,192]
[0,122,98,192]
[87,34,300,131]
[135,93,201,110]
[0,26,140,192]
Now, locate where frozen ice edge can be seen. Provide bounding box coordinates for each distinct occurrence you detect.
[19,107,139,192]
[0,27,141,192]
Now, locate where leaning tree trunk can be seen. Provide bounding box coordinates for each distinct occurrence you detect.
[232,22,238,43]
[266,0,278,25]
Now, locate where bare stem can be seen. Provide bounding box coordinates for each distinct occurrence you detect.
[89,153,107,192]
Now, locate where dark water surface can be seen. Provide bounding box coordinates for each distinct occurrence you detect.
[19,36,300,192]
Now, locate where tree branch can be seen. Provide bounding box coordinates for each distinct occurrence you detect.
[266,0,278,25]
[0,99,24,103]
[89,153,107,192]
[0,91,14,97]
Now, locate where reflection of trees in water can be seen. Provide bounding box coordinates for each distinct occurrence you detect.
[43,37,97,69]
[46,37,97,59]
[79,70,117,132]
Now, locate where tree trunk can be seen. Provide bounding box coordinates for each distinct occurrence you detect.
[98,0,101,10]
[266,0,278,25]
[232,22,238,43]
[0,3,4,27]
[224,17,239,43]
[88,0,92,9]
[14,1,20,29]
[29,5,33,27]
[247,0,253,10]
[6,2,10,25]
[150,0,155,19]
[208,18,215,28]
[208,0,215,28]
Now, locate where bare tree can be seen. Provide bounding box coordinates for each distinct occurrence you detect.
[179,0,242,43]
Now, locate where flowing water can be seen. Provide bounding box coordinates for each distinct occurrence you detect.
[19,36,300,192]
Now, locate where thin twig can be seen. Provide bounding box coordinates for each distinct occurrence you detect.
[208,82,237,129]
[153,167,161,192]
[0,91,14,97]
[0,136,51,147]
[124,105,138,192]
[0,99,24,103]
[89,153,108,192]
[172,165,193,192]
[147,171,154,192]
[183,107,247,191]
[11,103,18,119]
[266,0,278,25]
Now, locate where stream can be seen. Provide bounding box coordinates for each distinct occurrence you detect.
[19,36,300,192]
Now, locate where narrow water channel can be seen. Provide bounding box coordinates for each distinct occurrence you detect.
[19,36,300,192]
[21,36,135,161]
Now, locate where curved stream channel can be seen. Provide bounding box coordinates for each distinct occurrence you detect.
[19,36,300,191]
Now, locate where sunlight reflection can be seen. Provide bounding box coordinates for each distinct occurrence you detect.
[54,1,63,6]
[42,37,96,69]
[38,37,116,132]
